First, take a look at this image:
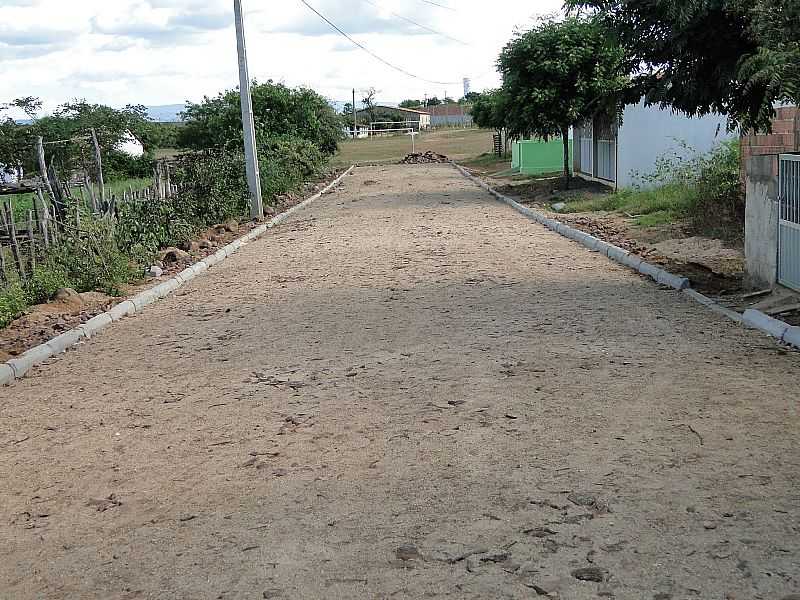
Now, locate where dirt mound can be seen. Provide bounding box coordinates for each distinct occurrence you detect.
[400,151,450,164]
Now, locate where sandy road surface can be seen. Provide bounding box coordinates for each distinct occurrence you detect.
[1,164,799,600]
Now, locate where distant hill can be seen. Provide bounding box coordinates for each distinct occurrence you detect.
[147,104,186,123]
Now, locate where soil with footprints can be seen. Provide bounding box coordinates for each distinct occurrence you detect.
[1,164,799,599]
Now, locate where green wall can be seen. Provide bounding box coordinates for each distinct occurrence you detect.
[513,139,572,175]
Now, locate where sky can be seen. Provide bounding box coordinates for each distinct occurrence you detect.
[0,0,563,118]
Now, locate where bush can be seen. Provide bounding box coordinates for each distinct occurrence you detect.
[178,81,343,157]
[0,281,27,329]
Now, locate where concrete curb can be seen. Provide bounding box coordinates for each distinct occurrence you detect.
[451,162,800,352]
[0,165,355,386]
[742,309,791,341]
[452,162,690,291]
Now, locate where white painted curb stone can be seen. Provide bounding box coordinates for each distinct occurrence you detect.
[0,364,14,386]
[783,326,800,347]
[8,345,55,378]
[743,309,791,341]
[452,162,690,292]
[0,165,355,386]
[450,161,800,345]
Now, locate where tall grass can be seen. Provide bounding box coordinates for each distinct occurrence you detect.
[560,140,742,232]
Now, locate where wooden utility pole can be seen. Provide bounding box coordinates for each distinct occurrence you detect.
[353,88,357,140]
[234,0,264,220]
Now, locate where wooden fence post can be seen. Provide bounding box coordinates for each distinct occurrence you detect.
[90,128,105,205]
[3,202,24,277]
[36,136,56,201]
[27,210,36,271]
[35,188,50,248]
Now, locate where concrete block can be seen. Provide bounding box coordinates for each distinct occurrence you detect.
[606,246,630,263]
[203,253,221,267]
[655,269,691,290]
[177,267,196,283]
[783,326,800,348]
[8,344,54,378]
[595,241,614,256]
[46,329,86,354]
[582,235,604,251]
[638,261,661,281]
[153,279,180,298]
[743,309,791,340]
[620,253,643,270]
[107,300,136,322]
[555,223,570,235]
[132,290,158,311]
[213,249,227,262]
[78,313,113,338]
[0,363,14,385]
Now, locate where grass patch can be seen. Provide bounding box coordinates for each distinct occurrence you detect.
[560,183,696,226]
[333,128,494,166]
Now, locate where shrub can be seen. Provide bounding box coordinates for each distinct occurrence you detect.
[179,81,343,157]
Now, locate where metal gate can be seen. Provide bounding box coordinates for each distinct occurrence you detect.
[778,154,800,291]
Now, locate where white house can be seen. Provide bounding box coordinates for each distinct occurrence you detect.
[574,100,734,189]
[0,164,23,185]
[114,131,145,157]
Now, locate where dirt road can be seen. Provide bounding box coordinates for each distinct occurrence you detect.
[2,164,799,600]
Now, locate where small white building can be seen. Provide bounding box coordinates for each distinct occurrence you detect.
[115,131,145,157]
[574,100,734,189]
[0,164,23,185]
[343,124,370,139]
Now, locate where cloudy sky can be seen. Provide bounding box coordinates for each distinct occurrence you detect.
[1,0,563,117]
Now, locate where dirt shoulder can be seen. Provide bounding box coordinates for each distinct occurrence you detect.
[2,164,799,599]
[0,170,346,360]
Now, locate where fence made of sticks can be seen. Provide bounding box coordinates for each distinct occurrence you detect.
[0,130,187,285]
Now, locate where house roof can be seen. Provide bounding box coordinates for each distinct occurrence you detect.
[418,104,471,116]
[374,105,430,116]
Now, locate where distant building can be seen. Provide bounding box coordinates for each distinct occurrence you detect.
[0,164,23,185]
[343,123,370,139]
[373,106,431,130]
[115,131,145,157]
[420,103,473,128]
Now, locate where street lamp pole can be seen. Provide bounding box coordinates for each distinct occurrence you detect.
[234,0,263,220]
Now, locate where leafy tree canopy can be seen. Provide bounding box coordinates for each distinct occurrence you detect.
[566,0,799,131]
[471,90,509,132]
[399,99,422,108]
[498,15,632,181]
[179,81,342,156]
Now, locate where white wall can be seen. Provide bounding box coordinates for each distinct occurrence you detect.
[617,100,734,188]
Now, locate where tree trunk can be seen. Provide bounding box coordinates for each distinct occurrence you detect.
[561,127,571,190]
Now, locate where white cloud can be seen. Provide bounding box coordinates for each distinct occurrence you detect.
[0,0,562,114]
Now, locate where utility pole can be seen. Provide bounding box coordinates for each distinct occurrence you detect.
[234,0,263,220]
[352,88,357,140]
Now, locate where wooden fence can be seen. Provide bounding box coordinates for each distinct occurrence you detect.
[0,132,185,284]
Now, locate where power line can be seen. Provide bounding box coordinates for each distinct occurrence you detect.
[361,0,468,46]
[298,0,462,85]
[419,0,456,11]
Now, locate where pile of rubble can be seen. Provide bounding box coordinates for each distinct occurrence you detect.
[399,151,450,164]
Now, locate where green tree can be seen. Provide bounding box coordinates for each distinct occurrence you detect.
[459,92,481,105]
[179,81,342,156]
[566,0,799,131]
[399,99,422,108]
[498,15,631,186]
[471,90,508,133]
[425,97,442,106]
